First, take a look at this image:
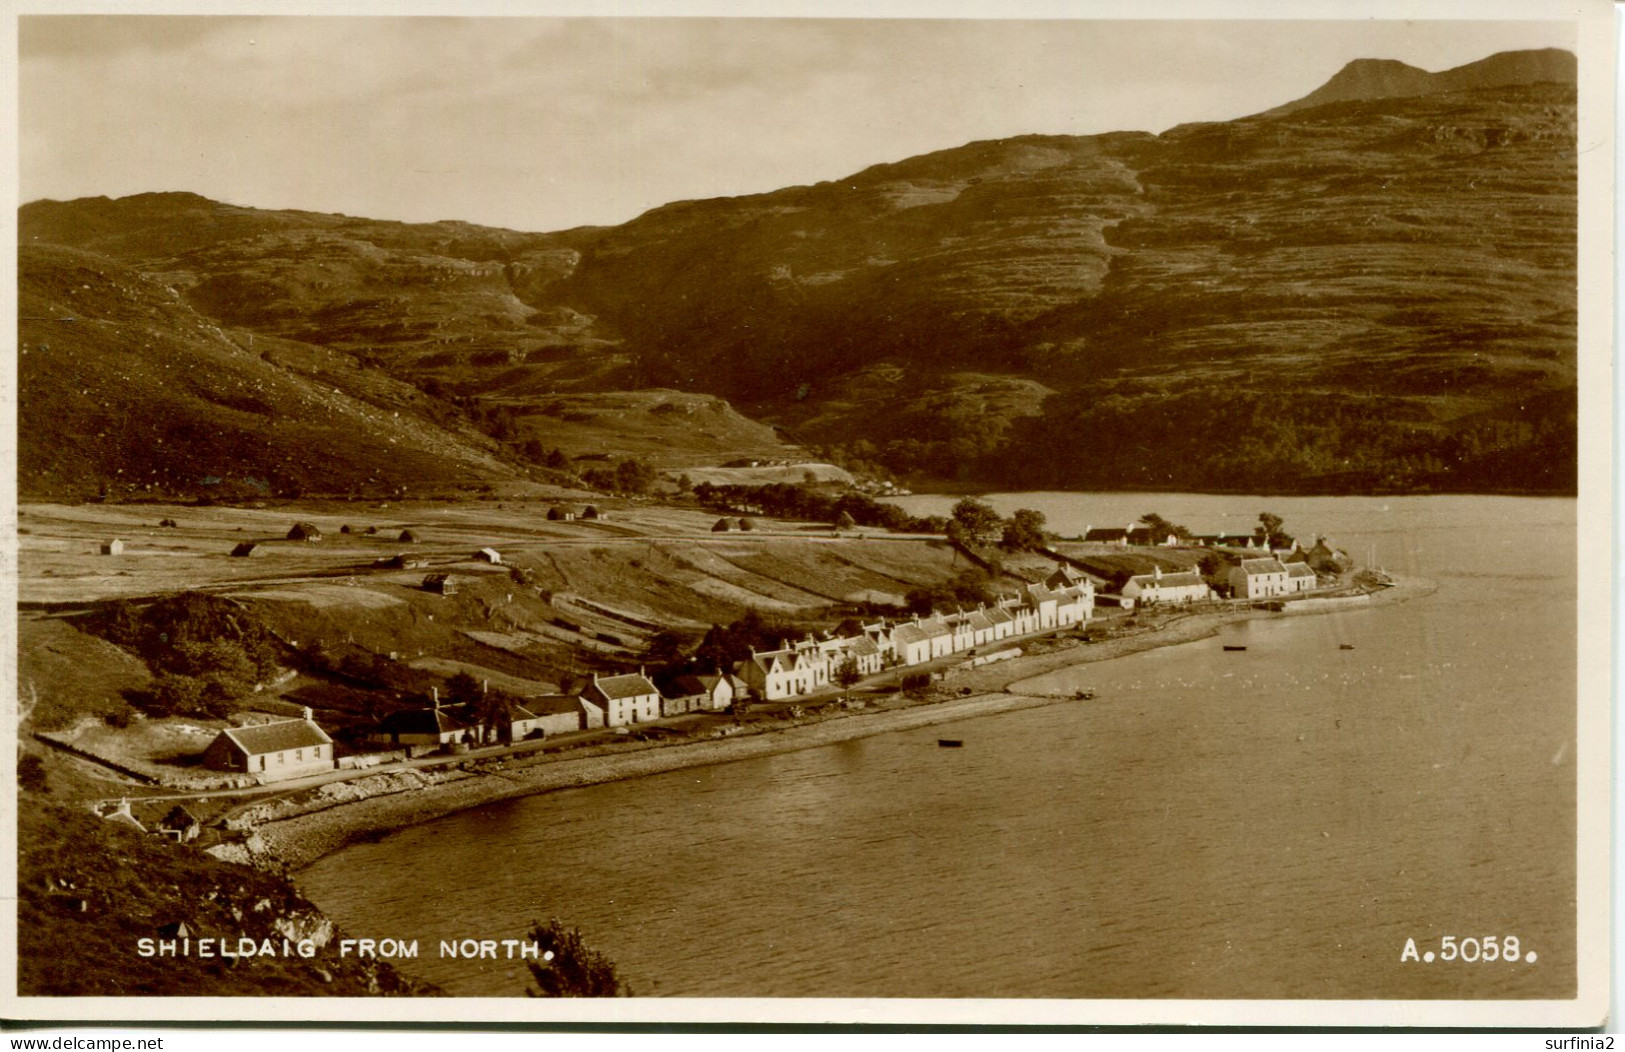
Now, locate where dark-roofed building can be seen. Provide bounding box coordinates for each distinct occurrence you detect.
[1083,525,1132,545]
[581,505,604,520]
[422,573,459,595]
[1306,537,1353,575]
[203,715,333,783]
[230,541,265,558]
[369,702,477,748]
[581,672,662,727]
[672,672,744,712]
[156,805,201,843]
[398,529,420,543]
[287,522,323,542]
[375,553,426,570]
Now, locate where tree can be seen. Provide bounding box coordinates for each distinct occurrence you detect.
[18,754,48,794]
[738,517,756,532]
[1142,512,1191,541]
[615,458,657,495]
[834,657,862,698]
[834,510,856,531]
[472,687,517,745]
[1257,512,1286,546]
[525,919,627,997]
[444,671,482,708]
[1001,508,1047,552]
[146,673,208,717]
[644,630,687,667]
[949,497,1002,542]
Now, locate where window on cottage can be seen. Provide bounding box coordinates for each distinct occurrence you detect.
[277,752,284,764]
[295,749,302,761]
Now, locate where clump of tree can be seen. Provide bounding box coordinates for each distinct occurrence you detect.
[582,458,657,495]
[692,481,940,533]
[87,593,287,718]
[1198,551,1236,596]
[524,919,628,997]
[1256,512,1289,548]
[904,569,998,616]
[1001,508,1048,552]
[947,497,1002,544]
[1141,512,1192,542]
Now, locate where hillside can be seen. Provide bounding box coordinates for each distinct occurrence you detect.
[16,795,437,996]
[18,243,530,500]
[19,50,1579,495]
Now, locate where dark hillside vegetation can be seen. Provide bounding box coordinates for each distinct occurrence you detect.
[16,796,438,996]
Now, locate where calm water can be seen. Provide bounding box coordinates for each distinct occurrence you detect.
[299,495,1576,998]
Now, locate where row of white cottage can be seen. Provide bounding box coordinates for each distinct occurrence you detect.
[735,573,1095,701]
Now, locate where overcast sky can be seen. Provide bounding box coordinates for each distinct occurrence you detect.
[20,11,1578,232]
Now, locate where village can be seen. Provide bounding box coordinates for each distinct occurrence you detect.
[31,500,1359,840]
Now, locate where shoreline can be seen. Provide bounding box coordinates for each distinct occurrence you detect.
[258,574,1436,873]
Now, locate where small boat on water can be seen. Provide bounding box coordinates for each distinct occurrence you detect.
[1339,644,1355,650]
[1223,645,1248,652]
[937,739,964,748]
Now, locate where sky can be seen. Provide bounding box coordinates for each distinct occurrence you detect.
[18,8,1580,233]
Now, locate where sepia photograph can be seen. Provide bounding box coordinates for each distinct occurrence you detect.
[4,0,1612,1028]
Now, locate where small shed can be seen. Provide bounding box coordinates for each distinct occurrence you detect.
[546,507,575,522]
[230,542,266,558]
[156,805,201,843]
[100,539,124,555]
[475,548,502,565]
[287,522,323,542]
[712,518,733,533]
[423,573,459,595]
[376,553,426,570]
[398,529,419,543]
[581,505,603,520]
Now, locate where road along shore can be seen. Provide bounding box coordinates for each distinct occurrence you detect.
[249,574,1435,873]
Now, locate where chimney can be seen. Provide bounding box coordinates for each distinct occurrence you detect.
[301,706,313,721]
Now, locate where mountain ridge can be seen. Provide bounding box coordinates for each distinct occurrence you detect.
[19,50,1579,498]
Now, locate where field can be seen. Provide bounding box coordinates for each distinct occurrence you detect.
[18,497,968,775]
